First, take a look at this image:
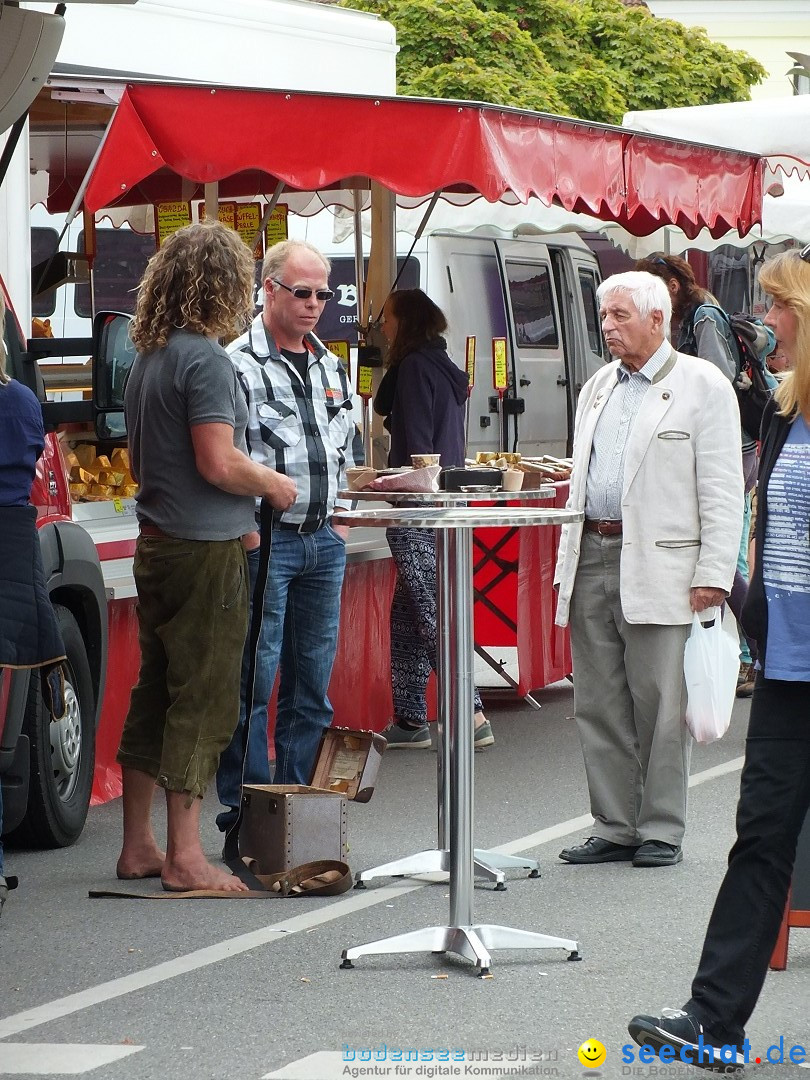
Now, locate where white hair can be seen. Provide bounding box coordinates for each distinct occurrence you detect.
[597,271,672,328]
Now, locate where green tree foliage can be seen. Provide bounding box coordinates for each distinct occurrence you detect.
[342,0,765,123]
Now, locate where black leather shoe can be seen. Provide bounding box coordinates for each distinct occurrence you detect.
[221,830,240,864]
[633,840,683,867]
[0,874,18,919]
[559,837,638,864]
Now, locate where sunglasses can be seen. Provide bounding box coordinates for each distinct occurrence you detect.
[800,243,810,263]
[272,279,334,302]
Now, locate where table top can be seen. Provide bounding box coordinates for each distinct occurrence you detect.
[339,487,555,503]
[333,506,584,530]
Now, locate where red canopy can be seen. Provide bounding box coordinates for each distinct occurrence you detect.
[74,83,764,238]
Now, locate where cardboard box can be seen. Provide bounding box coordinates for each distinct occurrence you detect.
[239,727,386,874]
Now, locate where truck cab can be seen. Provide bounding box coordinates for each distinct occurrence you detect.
[0,280,110,847]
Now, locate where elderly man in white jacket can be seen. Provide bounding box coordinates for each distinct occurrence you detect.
[555,271,743,868]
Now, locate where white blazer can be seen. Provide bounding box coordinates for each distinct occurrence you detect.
[554,349,744,627]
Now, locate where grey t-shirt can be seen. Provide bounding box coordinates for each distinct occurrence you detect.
[124,329,255,540]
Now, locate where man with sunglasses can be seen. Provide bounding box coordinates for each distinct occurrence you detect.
[216,240,362,855]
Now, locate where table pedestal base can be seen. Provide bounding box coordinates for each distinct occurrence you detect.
[340,924,580,976]
[354,848,539,888]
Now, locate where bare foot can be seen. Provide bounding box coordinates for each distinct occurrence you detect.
[116,842,166,880]
[161,854,248,893]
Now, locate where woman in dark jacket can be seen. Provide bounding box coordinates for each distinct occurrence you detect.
[0,292,66,918]
[374,289,493,749]
[628,248,810,1068]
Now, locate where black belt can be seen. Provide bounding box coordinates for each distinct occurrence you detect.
[584,519,623,536]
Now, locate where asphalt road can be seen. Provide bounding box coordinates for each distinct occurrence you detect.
[0,684,807,1080]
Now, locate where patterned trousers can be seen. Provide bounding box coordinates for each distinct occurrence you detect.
[387,527,483,726]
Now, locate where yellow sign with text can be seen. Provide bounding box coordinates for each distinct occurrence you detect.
[465,336,476,389]
[199,201,237,231]
[357,365,374,398]
[235,203,263,258]
[155,201,192,247]
[492,337,508,391]
[265,204,289,249]
[325,340,351,378]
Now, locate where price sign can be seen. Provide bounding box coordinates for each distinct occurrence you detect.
[357,365,374,398]
[265,204,289,249]
[235,203,263,258]
[199,201,237,231]
[325,340,351,379]
[492,337,508,391]
[465,336,476,389]
[155,201,192,247]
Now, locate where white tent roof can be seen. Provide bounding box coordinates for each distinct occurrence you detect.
[622,95,810,162]
[617,96,810,254]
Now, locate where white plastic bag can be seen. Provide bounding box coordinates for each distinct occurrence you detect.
[683,608,740,745]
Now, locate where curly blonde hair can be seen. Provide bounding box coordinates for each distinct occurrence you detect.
[131,221,257,354]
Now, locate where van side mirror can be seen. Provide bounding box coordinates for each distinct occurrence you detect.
[92,311,134,440]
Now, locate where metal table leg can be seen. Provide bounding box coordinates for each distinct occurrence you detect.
[355,527,508,889]
[343,527,579,974]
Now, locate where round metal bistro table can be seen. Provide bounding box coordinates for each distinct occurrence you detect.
[341,488,556,889]
[333,502,583,975]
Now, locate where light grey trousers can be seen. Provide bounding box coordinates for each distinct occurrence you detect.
[569,533,692,847]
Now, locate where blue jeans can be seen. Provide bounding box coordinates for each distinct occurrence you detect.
[216,525,346,829]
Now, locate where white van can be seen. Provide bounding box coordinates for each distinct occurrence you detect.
[30,207,607,457]
[312,228,606,459]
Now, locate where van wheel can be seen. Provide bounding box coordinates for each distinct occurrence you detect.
[9,605,96,848]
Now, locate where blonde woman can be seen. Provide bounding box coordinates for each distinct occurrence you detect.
[629,248,810,1069]
[115,221,295,894]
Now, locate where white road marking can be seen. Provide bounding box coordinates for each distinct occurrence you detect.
[0,757,744,1044]
[687,755,745,788]
[0,1043,142,1075]
[262,1052,555,1078]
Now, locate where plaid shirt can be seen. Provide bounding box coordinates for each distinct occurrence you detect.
[229,314,363,528]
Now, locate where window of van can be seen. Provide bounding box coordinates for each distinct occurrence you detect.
[578,268,603,357]
[31,227,60,317]
[505,262,558,348]
[75,230,156,317]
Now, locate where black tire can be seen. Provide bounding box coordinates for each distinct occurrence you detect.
[8,605,96,848]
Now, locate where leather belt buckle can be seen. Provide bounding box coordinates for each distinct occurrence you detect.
[585,518,622,536]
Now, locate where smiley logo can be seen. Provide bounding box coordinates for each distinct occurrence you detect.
[577,1039,607,1069]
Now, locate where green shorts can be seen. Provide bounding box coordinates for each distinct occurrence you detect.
[117,536,248,799]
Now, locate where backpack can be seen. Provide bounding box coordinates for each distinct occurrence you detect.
[687,305,776,440]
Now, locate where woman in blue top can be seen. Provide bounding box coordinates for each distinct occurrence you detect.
[374,289,492,750]
[628,248,810,1068]
[0,292,66,919]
